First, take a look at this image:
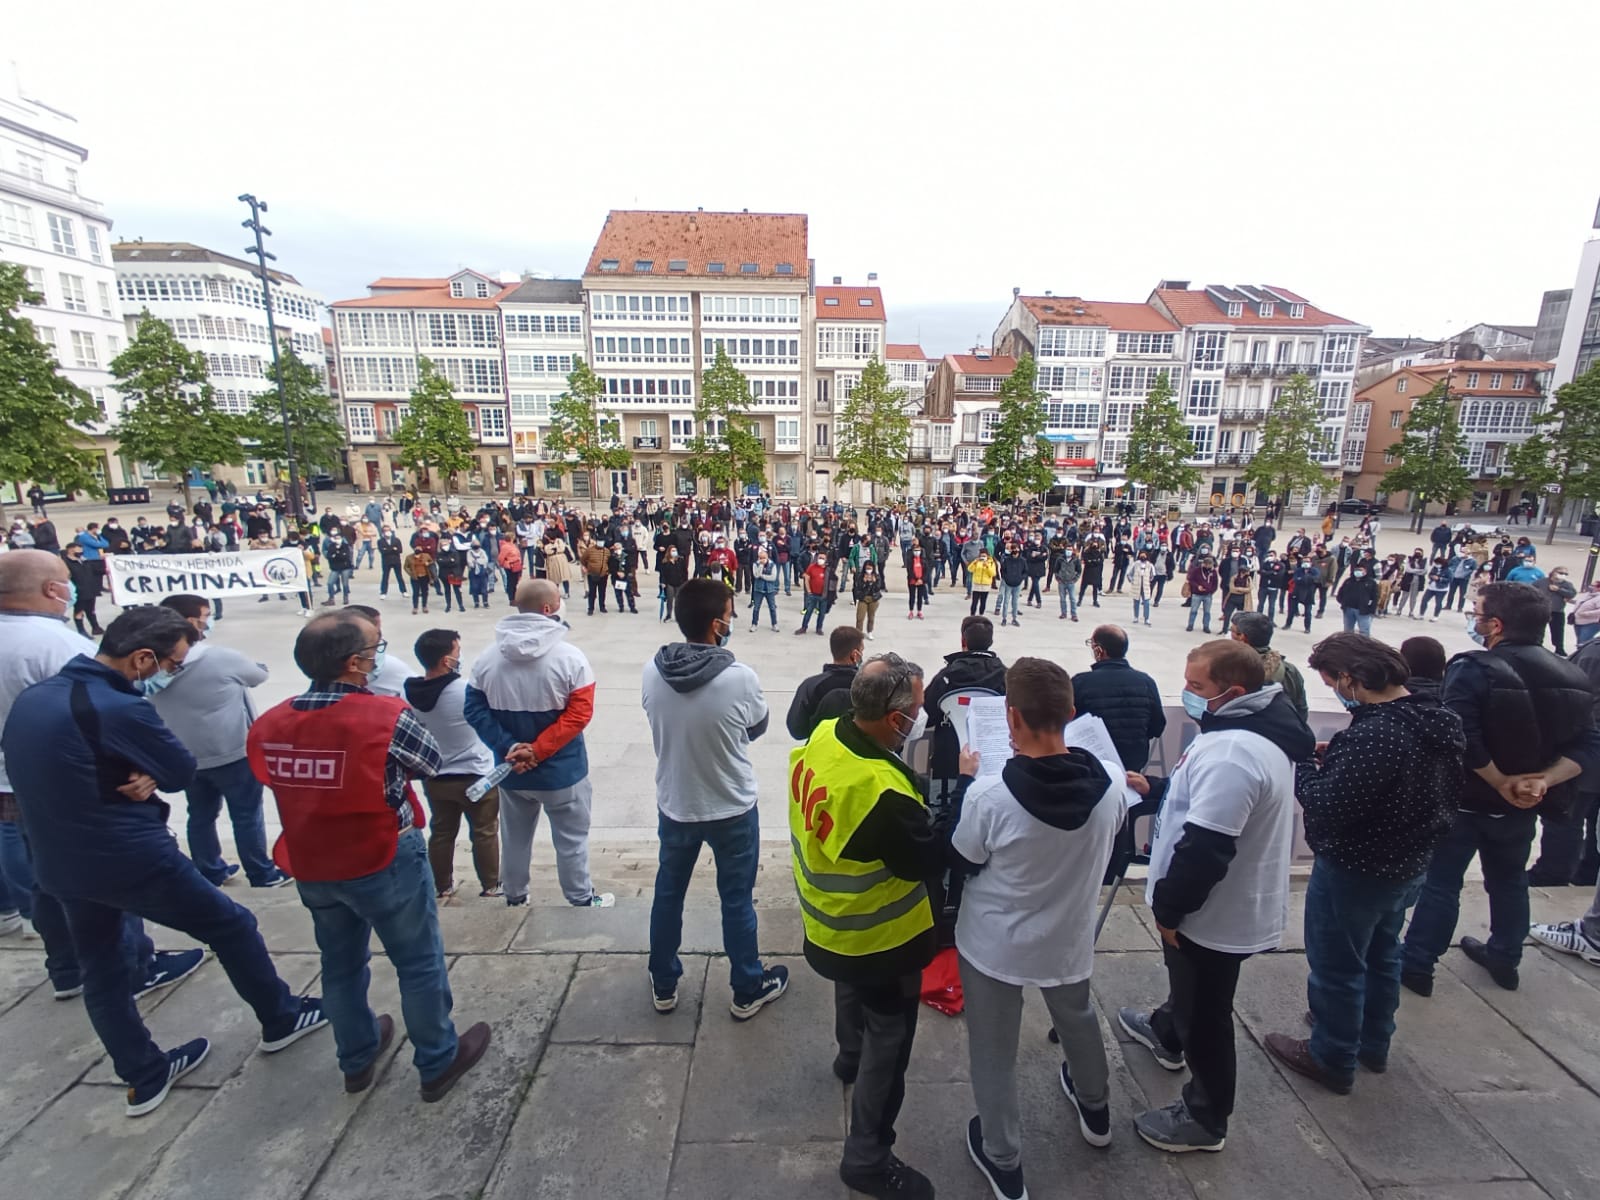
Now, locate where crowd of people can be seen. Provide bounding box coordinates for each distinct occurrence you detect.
[4,485,1600,1200]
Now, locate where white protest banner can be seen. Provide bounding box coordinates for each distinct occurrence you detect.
[106,548,308,604]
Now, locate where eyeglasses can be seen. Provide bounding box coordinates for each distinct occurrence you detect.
[361,639,388,659]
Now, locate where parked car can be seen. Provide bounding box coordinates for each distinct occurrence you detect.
[1451,521,1504,539]
[1337,497,1381,515]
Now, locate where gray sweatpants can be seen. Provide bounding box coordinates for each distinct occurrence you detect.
[959,953,1109,1171]
[498,779,595,905]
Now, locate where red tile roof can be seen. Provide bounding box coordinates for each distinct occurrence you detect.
[886,343,929,360]
[584,210,808,279]
[816,286,885,320]
[1153,286,1363,329]
[368,277,450,290]
[332,280,514,310]
[951,354,1017,376]
[1019,296,1176,332]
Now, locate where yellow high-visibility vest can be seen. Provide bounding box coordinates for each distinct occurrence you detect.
[788,718,933,957]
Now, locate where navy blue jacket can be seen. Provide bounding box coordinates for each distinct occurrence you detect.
[2,655,196,894]
[1070,658,1166,772]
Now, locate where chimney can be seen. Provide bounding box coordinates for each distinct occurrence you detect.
[867,272,877,281]
[1044,290,1053,297]
[832,276,842,286]
[1012,286,1020,298]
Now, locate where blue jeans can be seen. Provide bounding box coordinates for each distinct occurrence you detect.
[751,590,777,627]
[1305,859,1422,1081]
[1259,588,1280,620]
[296,829,459,1081]
[186,758,275,885]
[1058,577,1078,617]
[326,568,353,603]
[57,840,296,1090]
[356,541,375,570]
[1133,596,1150,623]
[1185,593,1214,631]
[799,592,826,632]
[998,582,1021,620]
[1403,809,1537,975]
[777,561,792,593]
[649,807,763,1002]
[1342,607,1373,636]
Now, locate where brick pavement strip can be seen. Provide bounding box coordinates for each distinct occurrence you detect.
[0,881,1596,1198]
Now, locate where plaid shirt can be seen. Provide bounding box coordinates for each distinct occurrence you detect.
[289,683,440,829]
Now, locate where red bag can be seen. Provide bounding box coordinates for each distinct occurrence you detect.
[920,946,965,1016]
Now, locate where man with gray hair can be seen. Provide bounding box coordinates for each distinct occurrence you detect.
[789,652,945,1200]
[1229,611,1309,723]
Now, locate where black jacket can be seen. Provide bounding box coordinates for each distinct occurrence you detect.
[1070,658,1165,771]
[786,664,857,741]
[1295,693,1463,879]
[924,649,1007,779]
[1445,642,1597,816]
[1336,573,1378,614]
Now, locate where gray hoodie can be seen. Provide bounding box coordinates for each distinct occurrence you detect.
[148,641,268,769]
[642,643,769,823]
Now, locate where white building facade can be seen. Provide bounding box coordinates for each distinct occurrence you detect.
[113,241,326,488]
[499,278,587,495]
[813,284,886,503]
[0,86,127,494]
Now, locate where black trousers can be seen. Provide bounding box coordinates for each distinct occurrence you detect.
[1149,936,1249,1137]
[379,560,406,594]
[1530,792,1597,882]
[835,974,921,1173]
[969,589,990,615]
[586,574,608,612]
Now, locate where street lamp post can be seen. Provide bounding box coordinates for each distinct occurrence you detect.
[238,193,303,522]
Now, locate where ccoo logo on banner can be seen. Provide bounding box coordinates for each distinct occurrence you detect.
[106,548,308,604]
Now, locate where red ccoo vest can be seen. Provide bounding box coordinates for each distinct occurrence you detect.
[247,692,421,882]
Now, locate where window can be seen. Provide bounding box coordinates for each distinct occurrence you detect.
[668,260,687,272]
[1489,373,1503,390]
[85,226,103,263]
[479,406,507,440]
[1114,332,1175,356]
[15,151,45,181]
[1186,380,1220,416]
[1317,380,1351,419]
[1044,402,1099,429]
[47,214,76,256]
[59,273,87,313]
[70,331,98,369]
[816,325,882,360]
[1185,423,1216,458]
[598,259,619,271]
[1390,411,1403,428]
[816,378,830,405]
[775,418,800,449]
[0,200,36,247]
[1038,327,1107,357]
[776,263,794,275]
[634,260,653,272]
[1259,303,1275,319]
[1226,302,1244,318]
[1466,371,1480,388]
[36,325,57,352]
[1321,334,1357,373]
[91,386,107,420]
[978,409,1002,442]
[96,280,113,316]
[740,263,758,274]
[544,469,564,492]
[1384,451,1395,465]
[1290,303,1305,319]
[815,423,831,447]
[699,294,802,326]
[823,297,840,306]
[1036,364,1103,393]
[1395,377,1407,393]
[858,297,874,307]
[22,265,45,300]
[1191,331,1227,369]
[347,405,376,439]
[1347,403,1370,434]
[449,281,465,297]
[475,281,490,298]
[708,262,725,273]
[932,423,953,454]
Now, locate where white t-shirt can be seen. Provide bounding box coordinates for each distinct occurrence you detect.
[953,759,1123,987]
[1146,726,1296,954]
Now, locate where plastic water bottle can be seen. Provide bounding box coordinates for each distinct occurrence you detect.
[466,762,513,803]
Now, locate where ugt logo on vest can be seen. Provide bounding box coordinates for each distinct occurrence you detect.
[260,745,346,790]
[791,757,835,843]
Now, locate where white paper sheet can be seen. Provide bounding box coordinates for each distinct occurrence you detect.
[957,702,1143,810]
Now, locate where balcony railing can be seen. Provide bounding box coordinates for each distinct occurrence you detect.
[1215,451,1252,466]
[633,436,661,450]
[908,446,932,461]
[1223,362,1322,378]
[1218,407,1267,422]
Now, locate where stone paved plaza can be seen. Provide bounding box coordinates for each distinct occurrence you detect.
[2,501,1599,1198]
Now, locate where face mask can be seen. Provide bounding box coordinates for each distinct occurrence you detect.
[369,648,387,678]
[893,707,929,753]
[1181,689,1213,721]
[138,658,176,697]
[1352,569,1366,579]
[56,580,77,614]
[715,619,732,648]
[1466,615,1487,647]
[1335,684,1361,711]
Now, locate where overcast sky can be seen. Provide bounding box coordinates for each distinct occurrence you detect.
[10,1,1598,355]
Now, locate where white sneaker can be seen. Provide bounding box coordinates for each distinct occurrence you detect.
[0,911,21,937]
[1530,921,1600,965]
[581,892,616,908]
[867,632,875,641]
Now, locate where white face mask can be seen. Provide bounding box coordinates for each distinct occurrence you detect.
[893,707,929,754]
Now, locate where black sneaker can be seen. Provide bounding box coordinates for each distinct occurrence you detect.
[1060,1064,1111,1147]
[840,1153,936,1199]
[729,964,788,1020]
[1459,936,1519,990]
[1400,969,1433,997]
[966,1115,1027,1199]
[1116,1007,1184,1071]
[126,1038,210,1117]
[260,995,330,1053]
[134,949,206,1000]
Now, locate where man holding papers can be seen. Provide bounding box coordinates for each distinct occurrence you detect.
[952,657,1124,1200]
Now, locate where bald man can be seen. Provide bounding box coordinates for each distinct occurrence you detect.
[0,551,171,1001]
[463,576,610,909]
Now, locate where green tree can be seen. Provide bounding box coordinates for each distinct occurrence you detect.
[1122,370,1200,516]
[1380,378,1473,533]
[0,262,104,521]
[982,353,1055,501]
[684,347,767,501]
[394,357,475,491]
[1502,362,1600,545]
[834,357,911,502]
[111,311,246,507]
[243,352,346,479]
[1241,372,1330,513]
[545,355,632,500]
